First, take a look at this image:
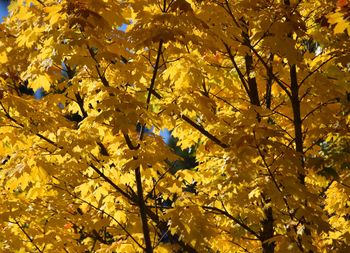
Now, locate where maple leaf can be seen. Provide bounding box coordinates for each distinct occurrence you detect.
[0,0,349,252]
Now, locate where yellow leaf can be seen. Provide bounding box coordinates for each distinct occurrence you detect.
[44,5,64,26]
[334,20,348,34]
[16,27,45,48]
[0,51,8,64]
[30,74,51,91]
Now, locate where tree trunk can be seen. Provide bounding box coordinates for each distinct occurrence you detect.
[290,64,305,183]
[135,166,153,253]
[261,207,275,253]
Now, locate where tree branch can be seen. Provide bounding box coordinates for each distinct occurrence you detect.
[88,162,135,201]
[202,205,261,239]
[248,46,292,99]
[299,56,336,88]
[14,219,43,253]
[224,43,250,95]
[136,40,164,253]
[181,115,229,148]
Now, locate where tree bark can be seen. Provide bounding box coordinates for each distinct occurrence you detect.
[290,64,305,183]
[261,207,275,253]
[135,166,153,253]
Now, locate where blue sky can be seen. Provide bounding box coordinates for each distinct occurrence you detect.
[0,1,9,22]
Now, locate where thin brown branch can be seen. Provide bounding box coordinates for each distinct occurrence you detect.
[299,56,336,88]
[301,99,338,122]
[35,0,45,6]
[224,43,250,95]
[0,102,59,148]
[14,219,43,253]
[56,185,144,250]
[248,46,292,99]
[210,92,240,112]
[136,40,164,253]
[88,162,134,201]
[202,205,260,239]
[86,46,110,87]
[123,133,140,150]
[181,115,229,148]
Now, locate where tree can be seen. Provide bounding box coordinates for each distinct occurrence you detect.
[0,0,349,252]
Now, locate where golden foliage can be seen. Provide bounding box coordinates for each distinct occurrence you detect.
[0,0,349,252]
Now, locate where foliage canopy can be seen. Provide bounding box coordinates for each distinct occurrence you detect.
[0,0,349,252]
